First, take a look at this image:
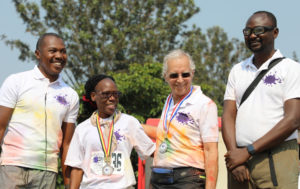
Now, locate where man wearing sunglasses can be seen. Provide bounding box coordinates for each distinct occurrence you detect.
[146,49,219,189]
[222,11,300,189]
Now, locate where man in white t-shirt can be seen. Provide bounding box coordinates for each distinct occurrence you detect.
[222,11,300,189]
[0,33,79,189]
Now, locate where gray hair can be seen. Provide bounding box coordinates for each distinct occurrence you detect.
[162,49,195,77]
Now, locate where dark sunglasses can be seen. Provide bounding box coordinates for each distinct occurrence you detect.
[96,91,122,99]
[242,26,275,36]
[169,72,191,79]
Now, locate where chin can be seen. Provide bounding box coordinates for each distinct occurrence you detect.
[250,48,263,53]
[106,109,116,116]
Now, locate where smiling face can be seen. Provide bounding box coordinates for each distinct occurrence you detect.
[244,13,278,54]
[164,55,194,103]
[91,78,119,118]
[35,35,67,82]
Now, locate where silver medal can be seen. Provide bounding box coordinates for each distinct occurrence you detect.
[159,141,168,153]
[102,164,114,176]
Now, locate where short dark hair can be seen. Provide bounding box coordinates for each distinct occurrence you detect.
[82,74,115,115]
[253,11,277,27]
[36,33,64,51]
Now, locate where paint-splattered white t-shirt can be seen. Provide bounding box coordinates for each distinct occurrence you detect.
[65,113,155,189]
[0,66,79,172]
[153,86,219,169]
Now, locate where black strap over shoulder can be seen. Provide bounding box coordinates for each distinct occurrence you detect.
[239,57,285,107]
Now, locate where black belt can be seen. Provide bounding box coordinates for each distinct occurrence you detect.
[173,167,206,179]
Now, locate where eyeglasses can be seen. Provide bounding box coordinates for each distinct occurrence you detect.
[169,72,191,79]
[96,91,122,99]
[242,26,275,36]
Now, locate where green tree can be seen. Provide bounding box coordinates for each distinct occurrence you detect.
[111,62,170,122]
[2,0,251,111]
[5,0,199,86]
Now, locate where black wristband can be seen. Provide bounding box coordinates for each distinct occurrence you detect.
[247,144,256,156]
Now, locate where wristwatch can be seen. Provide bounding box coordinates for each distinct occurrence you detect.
[246,144,256,156]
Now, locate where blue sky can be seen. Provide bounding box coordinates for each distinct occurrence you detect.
[1,0,299,85]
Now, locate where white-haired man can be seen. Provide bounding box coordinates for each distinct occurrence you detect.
[144,49,219,189]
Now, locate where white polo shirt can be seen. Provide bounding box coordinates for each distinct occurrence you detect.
[224,50,300,146]
[0,66,79,172]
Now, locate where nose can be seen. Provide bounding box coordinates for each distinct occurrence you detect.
[108,94,117,101]
[55,51,63,59]
[176,75,184,83]
[248,32,258,39]
[54,50,66,61]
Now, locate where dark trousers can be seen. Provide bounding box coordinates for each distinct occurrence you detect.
[150,167,206,189]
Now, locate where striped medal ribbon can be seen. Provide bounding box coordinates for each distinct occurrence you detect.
[159,86,193,153]
[96,114,115,175]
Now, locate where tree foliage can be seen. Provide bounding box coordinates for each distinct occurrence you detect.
[6,0,200,86]
[3,0,251,111]
[111,62,170,122]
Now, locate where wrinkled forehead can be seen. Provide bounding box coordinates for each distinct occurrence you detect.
[166,55,191,72]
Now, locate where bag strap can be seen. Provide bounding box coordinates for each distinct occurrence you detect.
[239,57,285,107]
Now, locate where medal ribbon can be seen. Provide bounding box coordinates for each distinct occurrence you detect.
[96,114,114,160]
[163,86,194,134]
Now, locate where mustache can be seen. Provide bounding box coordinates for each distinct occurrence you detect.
[50,58,66,64]
[249,37,261,42]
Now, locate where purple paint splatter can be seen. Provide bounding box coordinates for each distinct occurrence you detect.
[93,156,99,163]
[176,112,189,124]
[54,95,69,106]
[176,112,194,125]
[114,129,125,142]
[263,72,282,86]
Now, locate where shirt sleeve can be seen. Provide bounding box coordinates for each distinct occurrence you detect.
[0,74,19,108]
[63,91,79,123]
[129,118,156,160]
[199,101,219,143]
[64,127,84,168]
[283,61,300,101]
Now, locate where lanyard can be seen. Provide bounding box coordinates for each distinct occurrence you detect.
[96,114,114,161]
[162,86,193,136]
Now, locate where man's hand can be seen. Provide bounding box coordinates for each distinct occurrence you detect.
[231,165,250,183]
[225,148,250,171]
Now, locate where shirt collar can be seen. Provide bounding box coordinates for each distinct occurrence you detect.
[182,85,202,105]
[33,65,63,85]
[242,49,283,71]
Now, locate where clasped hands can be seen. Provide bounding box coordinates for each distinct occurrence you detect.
[225,148,251,182]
